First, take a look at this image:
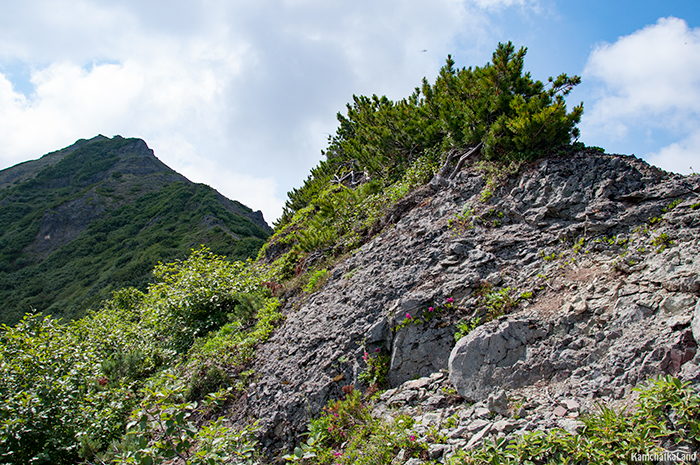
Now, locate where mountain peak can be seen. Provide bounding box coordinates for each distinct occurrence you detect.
[0,136,271,325]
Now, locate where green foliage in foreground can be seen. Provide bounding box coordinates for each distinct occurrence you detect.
[0,248,280,465]
[286,375,699,465]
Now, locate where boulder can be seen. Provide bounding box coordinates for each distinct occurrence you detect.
[448,319,548,402]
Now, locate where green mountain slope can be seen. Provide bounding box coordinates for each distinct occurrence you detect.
[0,135,271,325]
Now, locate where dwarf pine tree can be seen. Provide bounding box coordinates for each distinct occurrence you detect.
[277,41,583,227]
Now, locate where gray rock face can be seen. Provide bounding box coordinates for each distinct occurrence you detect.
[449,319,547,402]
[240,151,700,454]
[389,323,454,385]
[693,300,700,346]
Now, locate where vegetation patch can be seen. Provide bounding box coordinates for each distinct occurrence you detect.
[452,376,700,464]
[284,375,699,465]
[269,41,583,269]
[0,247,280,464]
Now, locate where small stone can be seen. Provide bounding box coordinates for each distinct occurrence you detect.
[389,390,418,406]
[473,407,491,419]
[572,295,588,314]
[558,418,584,435]
[487,389,509,416]
[661,295,696,314]
[564,399,580,411]
[420,413,441,426]
[423,394,445,408]
[447,426,470,439]
[492,419,517,433]
[403,377,433,390]
[428,444,450,460]
[379,388,397,401]
[553,406,568,417]
[466,419,491,433]
[465,424,492,449]
[514,405,527,418]
[391,449,406,465]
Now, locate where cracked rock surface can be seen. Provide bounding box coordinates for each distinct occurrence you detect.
[232,151,700,457]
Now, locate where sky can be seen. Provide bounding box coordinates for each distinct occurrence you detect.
[1,1,699,224]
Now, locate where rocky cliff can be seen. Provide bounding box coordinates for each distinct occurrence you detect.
[233,150,700,460]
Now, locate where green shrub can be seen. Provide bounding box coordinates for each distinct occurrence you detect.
[0,249,279,464]
[100,350,151,386]
[278,42,582,232]
[148,246,270,352]
[454,317,481,341]
[110,372,260,465]
[303,268,329,293]
[359,350,390,388]
[185,365,231,402]
[293,390,425,464]
[0,315,139,464]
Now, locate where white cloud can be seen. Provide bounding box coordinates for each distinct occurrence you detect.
[0,0,541,222]
[580,17,700,174]
[646,129,700,175]
[584,17,700,122]
[472,0,534,10]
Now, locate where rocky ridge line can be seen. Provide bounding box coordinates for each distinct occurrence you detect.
[234,150,700,459]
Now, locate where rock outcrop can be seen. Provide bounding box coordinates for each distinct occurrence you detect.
[238,150,700,458]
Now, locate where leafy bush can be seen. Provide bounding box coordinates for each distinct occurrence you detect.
[185,365,231,402]
[0,248,280,464]
[290,390,425,464]
[148,247,270,352]
[359,350,390,388]
[454,317,481,341]
[303,269,329,293]
[0,315,140,464]
[101,350,152,386]
[109,372,260,465]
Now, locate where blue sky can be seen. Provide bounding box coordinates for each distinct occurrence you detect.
[0,0,699,223]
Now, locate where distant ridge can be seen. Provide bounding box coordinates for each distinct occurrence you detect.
[0,135,271,325]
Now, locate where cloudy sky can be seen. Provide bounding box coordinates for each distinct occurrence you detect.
[1,0,699,223]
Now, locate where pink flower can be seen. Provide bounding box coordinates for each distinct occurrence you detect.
[447,297,454,303]
[405,313,412,319]
[375,347,380,352]
[409,435,416,441]
[334,452,342,457]
[363,352,368,361]
[428,307,434,312]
